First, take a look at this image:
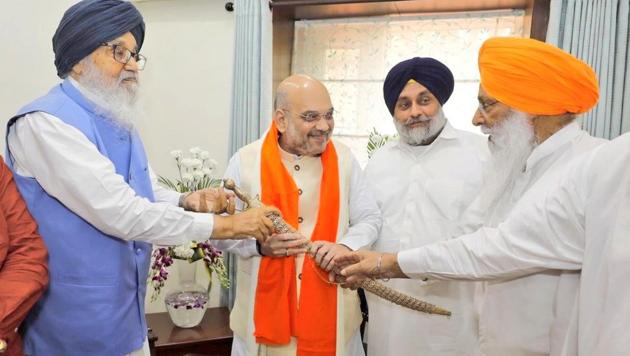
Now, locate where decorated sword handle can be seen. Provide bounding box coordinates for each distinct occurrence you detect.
[223,178,261,208]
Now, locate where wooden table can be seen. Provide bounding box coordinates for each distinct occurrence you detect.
[147,307,233,356]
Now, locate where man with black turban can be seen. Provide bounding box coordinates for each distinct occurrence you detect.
[5,1,277,355]
[327,57,489,355]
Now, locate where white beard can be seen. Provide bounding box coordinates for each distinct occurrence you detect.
[76,58,143,130]
[480,109,536,224]
[394,108,447,146]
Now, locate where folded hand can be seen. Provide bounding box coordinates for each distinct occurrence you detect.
[309,241,351,271]
[260,232,309,257]
[230,206,280,242]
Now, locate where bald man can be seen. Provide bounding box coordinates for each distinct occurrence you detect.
[215,74,381,356]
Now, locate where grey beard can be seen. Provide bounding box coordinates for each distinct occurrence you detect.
[394,108,447,146]
[75,58,143,131]
[480,110,536,224]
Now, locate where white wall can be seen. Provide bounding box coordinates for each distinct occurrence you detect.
[0,0,235,313]
[0,0,77,148]
[134,0,234,180]
[136,0,235,314]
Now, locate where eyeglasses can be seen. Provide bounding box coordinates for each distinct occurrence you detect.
[283,109,335,122]
[478,99,499,117]
[101,43,147,70]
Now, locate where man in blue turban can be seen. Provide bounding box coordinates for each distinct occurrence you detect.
[382,57,455,145]
[333,57,489,355]
[52,0,146,78]
[5,1,277,355]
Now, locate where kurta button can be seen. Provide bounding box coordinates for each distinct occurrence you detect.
[298,188,303,195]
[294,165,300,171]
[298,217,303,223]
[136,248,142,254]
[298,273,302,280]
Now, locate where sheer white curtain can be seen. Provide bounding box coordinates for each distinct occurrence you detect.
[222,0,272,308]
[292,11,525,165]
[547,0,630,139]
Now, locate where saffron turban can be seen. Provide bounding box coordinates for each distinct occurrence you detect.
[478,37,599,115]
[53,0,145,78]
[383,57,454,115]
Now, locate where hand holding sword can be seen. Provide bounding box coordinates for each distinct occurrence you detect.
[222,178,451,316]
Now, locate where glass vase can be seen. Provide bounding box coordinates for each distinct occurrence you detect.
[164,259,209,328]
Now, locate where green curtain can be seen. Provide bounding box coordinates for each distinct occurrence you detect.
[221,0,272,309]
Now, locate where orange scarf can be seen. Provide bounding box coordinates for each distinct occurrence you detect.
[253,122,339,356]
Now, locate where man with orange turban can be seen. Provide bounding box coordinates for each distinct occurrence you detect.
[332,37,607,356]
[464,36,606,356]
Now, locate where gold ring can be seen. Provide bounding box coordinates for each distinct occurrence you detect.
[285,248,289,257]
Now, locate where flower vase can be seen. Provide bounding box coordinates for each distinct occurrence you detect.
[164,259,209,328]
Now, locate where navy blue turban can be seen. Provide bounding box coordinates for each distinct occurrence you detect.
[383,57,454,115]
[52,0,145,78]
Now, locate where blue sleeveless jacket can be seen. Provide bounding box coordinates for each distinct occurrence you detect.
[6,80,154,355]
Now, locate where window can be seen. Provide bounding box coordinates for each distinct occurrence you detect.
[292,10,525,165]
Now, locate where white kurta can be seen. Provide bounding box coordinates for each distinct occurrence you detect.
[397,132,630,356]
[216,138,381,356]
[473,123,606,356]
[215,146,381,258]
[344,122,488,356]
[7,113,214,246]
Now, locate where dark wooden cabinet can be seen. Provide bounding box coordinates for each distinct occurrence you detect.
[147,307,232,356]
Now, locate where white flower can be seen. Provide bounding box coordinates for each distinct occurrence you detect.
[181,158,193,169]
[182,173,193,183]
[199,151,210,160]
[190,159,203,170]
[372,134,383,142]
[170,150,183,160]
[173,245,194,259]
[202,168,213,177]
[207,159,218,170]
[189,147,202,158]
[192,170,204,181]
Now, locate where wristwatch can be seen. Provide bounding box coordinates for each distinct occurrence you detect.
[0,338,7,353]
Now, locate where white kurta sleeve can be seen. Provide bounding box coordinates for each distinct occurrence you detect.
[149,165,182,206]
[209,153,259,257]
[7,112,213,246]
[397,155,589,281]
[338,157,382,250]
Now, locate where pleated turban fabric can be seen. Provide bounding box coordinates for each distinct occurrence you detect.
[53,0,145,78]
[478,37,599,115]
[383,57,454,115]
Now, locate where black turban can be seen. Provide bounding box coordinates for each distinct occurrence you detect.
[383,57,454,115]
[52,0,145,78]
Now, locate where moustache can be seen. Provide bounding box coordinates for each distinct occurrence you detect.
[308,130,331,138]
[405,116,431,126]
[118,71,138,84]
[480,125,494,135]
